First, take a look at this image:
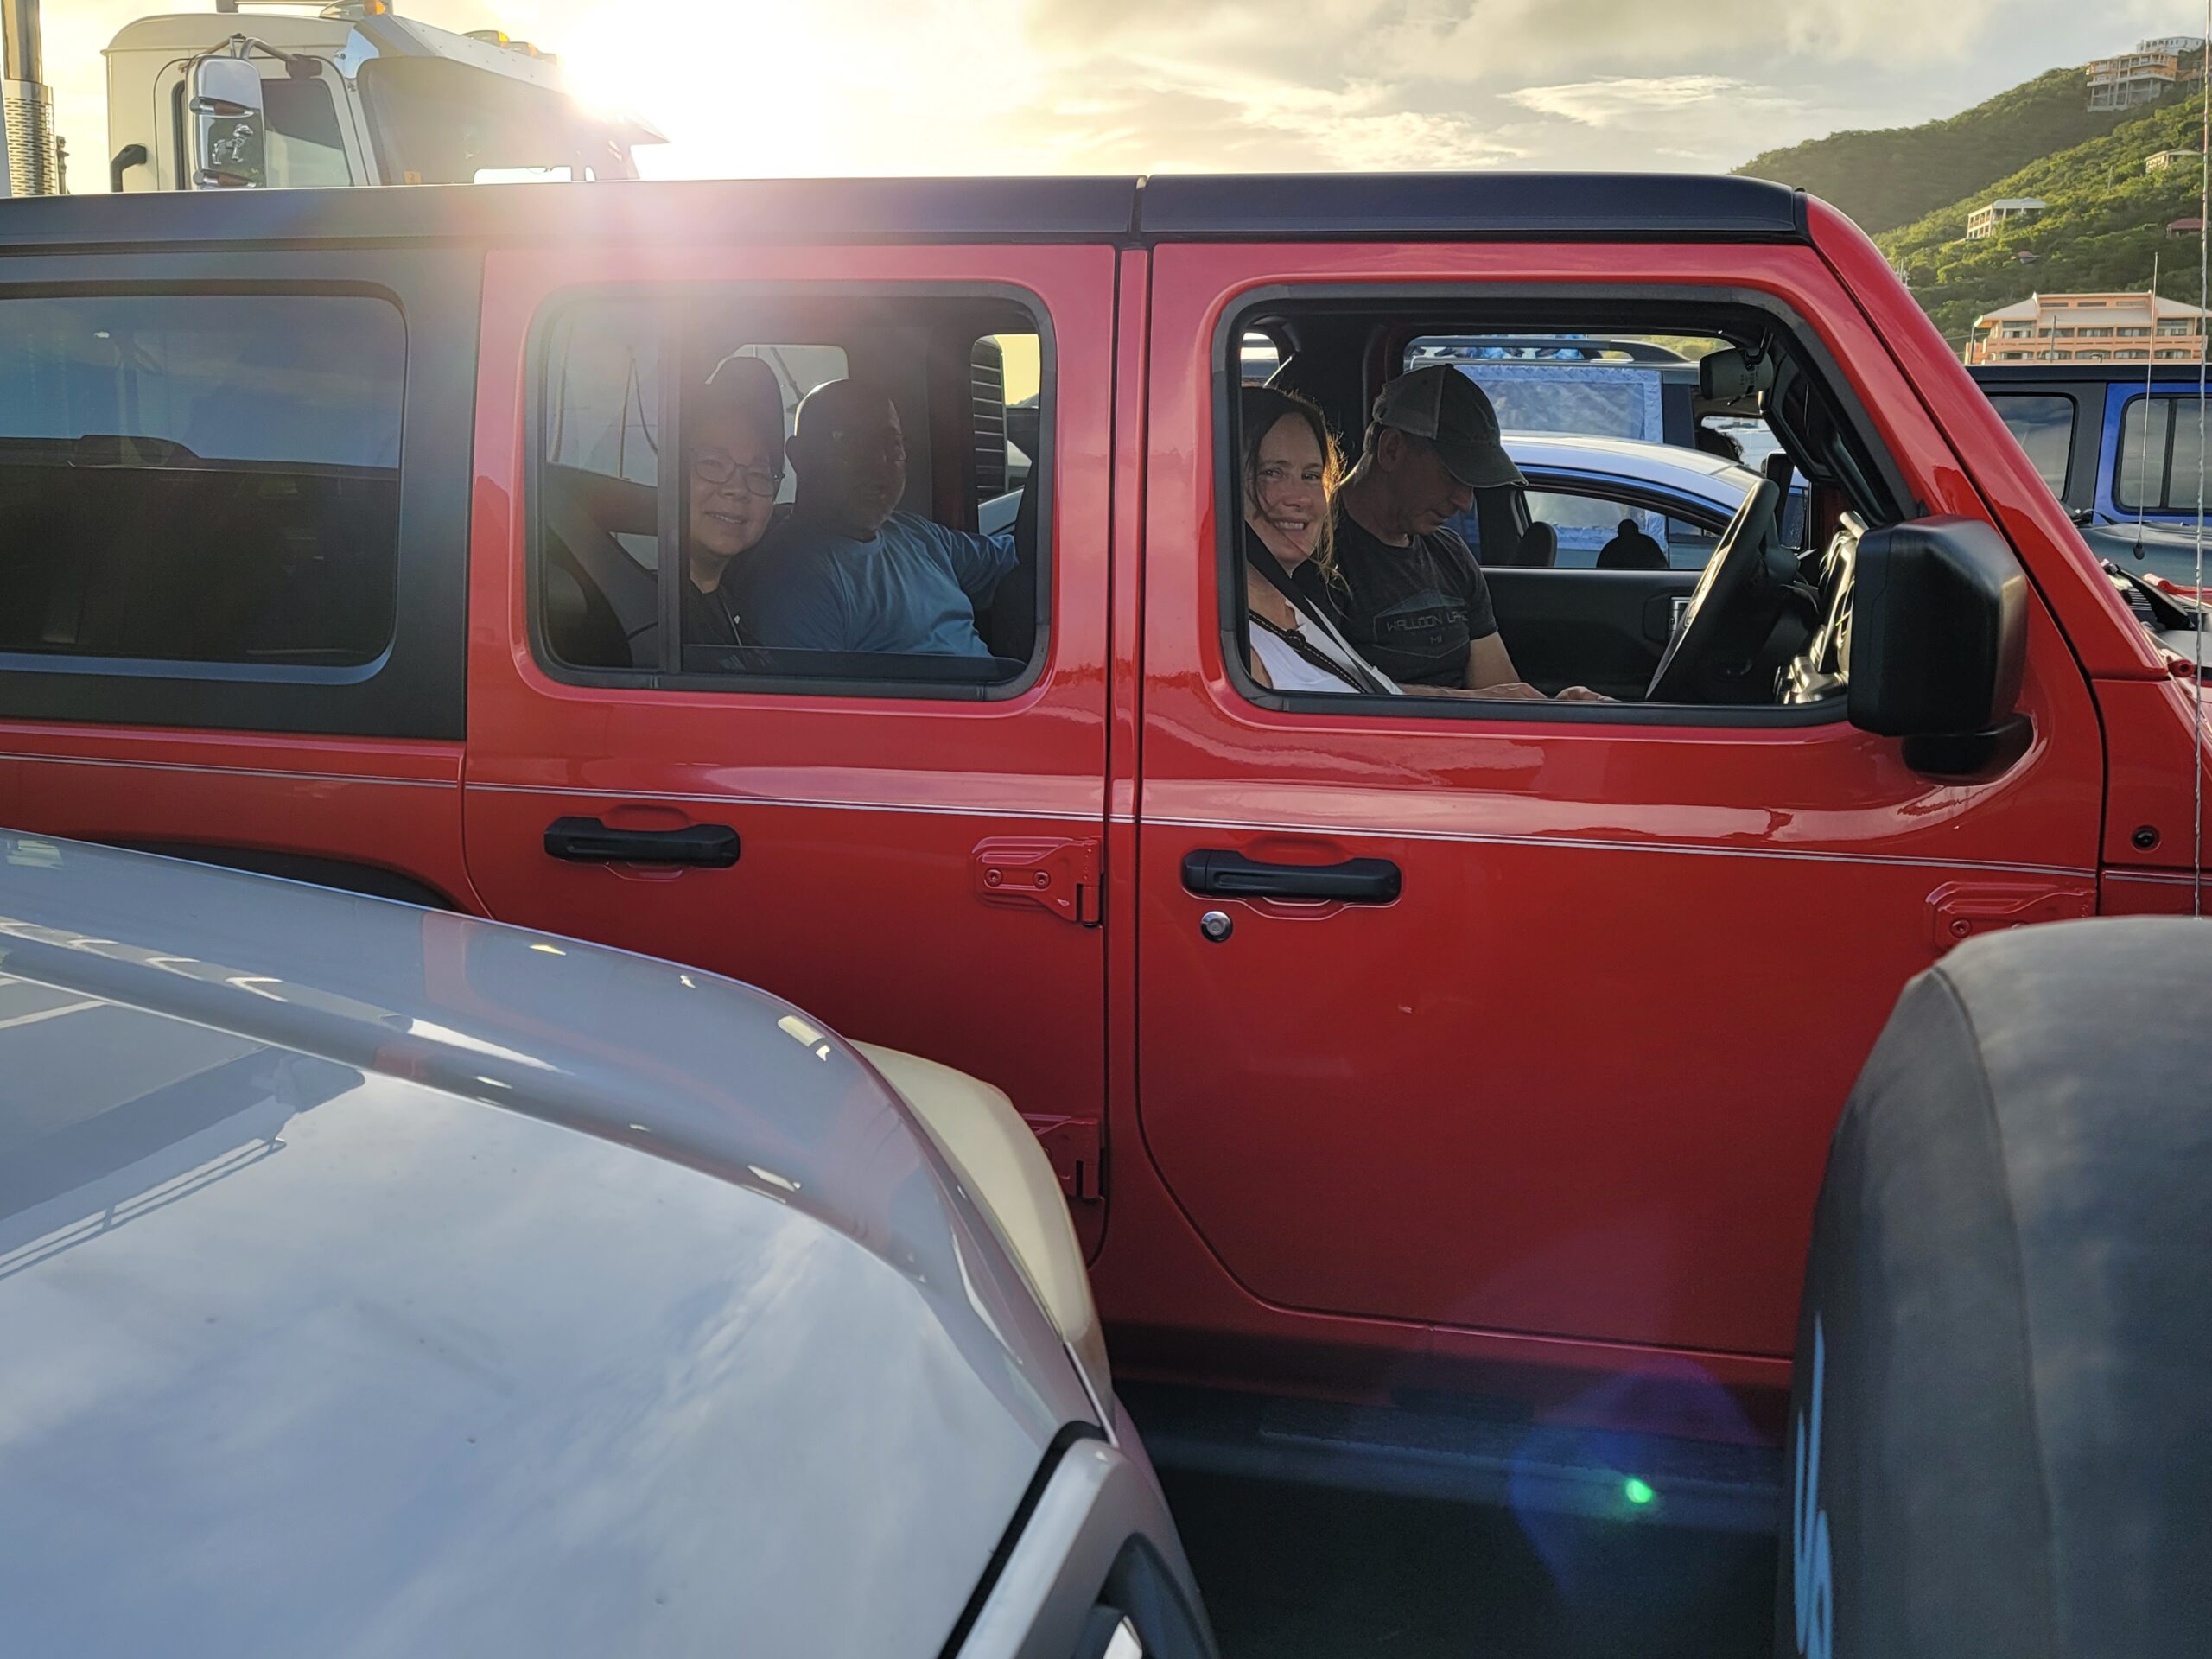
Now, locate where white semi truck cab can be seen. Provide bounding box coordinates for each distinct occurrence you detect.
[103,1,662,193]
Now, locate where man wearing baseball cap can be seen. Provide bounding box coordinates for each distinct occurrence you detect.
[1305,366,1547,696]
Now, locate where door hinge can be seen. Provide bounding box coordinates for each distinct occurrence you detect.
[1929,880,2094,954]
[973,836,1103,926]
[1028,1115,1103,1201]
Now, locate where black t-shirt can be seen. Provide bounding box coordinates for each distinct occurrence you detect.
[682,572,745,648]
[1300,511,1498,689]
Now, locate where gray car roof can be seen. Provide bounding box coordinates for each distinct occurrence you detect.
[0,836,1089,1658]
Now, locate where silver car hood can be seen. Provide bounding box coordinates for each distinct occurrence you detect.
[0,836,1089,1659]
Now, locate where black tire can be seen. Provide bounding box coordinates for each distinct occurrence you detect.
[1779,918,2212,1657]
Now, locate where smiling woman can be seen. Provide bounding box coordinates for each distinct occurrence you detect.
[1236,385,1399,696]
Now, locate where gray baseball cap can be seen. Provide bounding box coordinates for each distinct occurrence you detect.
[1370,366,1524,490]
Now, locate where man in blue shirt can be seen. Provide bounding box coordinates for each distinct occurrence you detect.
[735,378,1016,658]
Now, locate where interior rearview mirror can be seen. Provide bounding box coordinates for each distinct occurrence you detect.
[1848,516,2029,777]
[1698,347,1775,404]
[188,54,267,189]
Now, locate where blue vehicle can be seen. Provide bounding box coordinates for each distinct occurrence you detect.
[1972,363,2212,587]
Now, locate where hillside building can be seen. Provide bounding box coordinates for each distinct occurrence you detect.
[2140,35,2206,55]
[2171,216,2206,238]
[1966,290,2212,365]
[1966,198,2046,239]
[2147,148,2200,171]
[2088,49,2179,110]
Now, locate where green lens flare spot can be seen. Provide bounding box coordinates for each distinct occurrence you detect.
[1624,1478,1656,1507]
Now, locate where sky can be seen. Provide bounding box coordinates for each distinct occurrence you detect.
[44,0,2205,185]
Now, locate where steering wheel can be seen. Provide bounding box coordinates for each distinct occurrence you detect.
[1645,477,1782,703]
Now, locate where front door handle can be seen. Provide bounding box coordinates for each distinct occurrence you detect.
[1181,849,1401,903]
[543,816,741,868]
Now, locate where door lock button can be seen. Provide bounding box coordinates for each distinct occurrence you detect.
[1200,910,1234,942]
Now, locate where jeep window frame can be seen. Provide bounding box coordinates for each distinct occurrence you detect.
[1215,282,1911,729]
[524,280,1056,704]
[0,256,475,741]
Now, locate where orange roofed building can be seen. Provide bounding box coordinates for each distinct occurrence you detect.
[1965,290,2212,365]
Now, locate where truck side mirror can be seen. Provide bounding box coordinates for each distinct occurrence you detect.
[187,55,267,189]
[1848,516,2030,778]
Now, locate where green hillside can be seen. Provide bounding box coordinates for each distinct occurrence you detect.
[1736,67,2140,236]
[1876,92,2212,348]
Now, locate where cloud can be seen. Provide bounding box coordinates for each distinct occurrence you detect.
[1059,58,1526,171]
[1506,76,1802,129]
[49,0,2177,186]
[1033,0,2018,87]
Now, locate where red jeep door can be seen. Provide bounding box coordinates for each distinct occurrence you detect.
[1130,238,2106,1369]
[461,232,1117,1227]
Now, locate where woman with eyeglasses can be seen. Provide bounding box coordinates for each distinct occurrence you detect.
[683,356,786,646]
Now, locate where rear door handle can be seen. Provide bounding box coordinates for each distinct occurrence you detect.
[543,816,741,868]
[1181,849,1401,903]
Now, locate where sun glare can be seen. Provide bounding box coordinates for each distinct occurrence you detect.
[538,0,1048,179]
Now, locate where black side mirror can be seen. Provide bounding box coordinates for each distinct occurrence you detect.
[1848,516,2029,777]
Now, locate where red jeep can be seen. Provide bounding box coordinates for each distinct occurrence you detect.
[0,174,2200,1502]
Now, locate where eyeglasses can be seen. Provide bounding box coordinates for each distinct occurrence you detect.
[691,453,785,497]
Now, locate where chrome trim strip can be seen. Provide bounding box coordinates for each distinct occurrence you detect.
[469,780,1100,822]
[3,753,455,790]
[1141,812,2097,880]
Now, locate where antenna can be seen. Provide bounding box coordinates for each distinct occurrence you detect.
[2138,254,2156,556]
[2196,0,2208,918]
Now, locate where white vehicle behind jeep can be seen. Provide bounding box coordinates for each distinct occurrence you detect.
[97,1,662,194]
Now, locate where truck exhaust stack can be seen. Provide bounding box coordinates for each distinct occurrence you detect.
[3,0,60,196]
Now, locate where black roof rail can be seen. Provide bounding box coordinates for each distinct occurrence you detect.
[0,176,1146,253]
[1137,173,1808,242]
[0,172,1811,252]
[1968,362,2212,384]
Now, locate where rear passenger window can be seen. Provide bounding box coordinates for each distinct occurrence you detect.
[0,293,402,668]
[535,294,1048,696]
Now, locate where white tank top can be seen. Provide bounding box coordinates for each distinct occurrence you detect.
[1250,597,1400,695]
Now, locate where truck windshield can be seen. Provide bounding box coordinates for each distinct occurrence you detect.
[263,78,352,188]
[357,55,632,184]
[1452,364,1664,443]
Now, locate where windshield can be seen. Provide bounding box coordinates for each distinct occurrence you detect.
[1450,363,1663,442]
[263,77,353,188]
[356,55,636,183]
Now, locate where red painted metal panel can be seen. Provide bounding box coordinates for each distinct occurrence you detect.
[1109,238,2107,1412]
[459,242,1116,1251]
[0,724,475,909]
[2101,866,2209,917]
[2094,674,2212,873]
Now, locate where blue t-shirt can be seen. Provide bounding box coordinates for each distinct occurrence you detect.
[737,512,1017,658]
